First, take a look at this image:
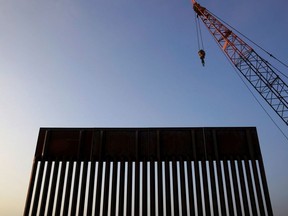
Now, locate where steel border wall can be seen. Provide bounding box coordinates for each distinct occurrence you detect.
[24,127,273,215]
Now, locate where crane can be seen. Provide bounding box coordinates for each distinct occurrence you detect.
[191,0,288,126]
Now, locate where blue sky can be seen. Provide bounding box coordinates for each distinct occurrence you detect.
[0,0,288,215]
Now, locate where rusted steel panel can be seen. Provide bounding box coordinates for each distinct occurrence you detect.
[34,127,262,161]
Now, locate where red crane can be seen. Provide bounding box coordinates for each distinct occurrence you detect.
[191,0,288,126]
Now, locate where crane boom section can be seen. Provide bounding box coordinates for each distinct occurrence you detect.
[193,2,288,125]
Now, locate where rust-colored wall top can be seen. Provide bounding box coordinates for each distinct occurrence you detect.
[35,127,261,161]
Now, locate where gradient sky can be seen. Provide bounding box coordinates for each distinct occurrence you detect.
[1,0,288,215]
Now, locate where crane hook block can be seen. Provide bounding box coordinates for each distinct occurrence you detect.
[198,49,206,66]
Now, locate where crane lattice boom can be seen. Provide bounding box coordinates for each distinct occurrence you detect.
[193,1,288,125]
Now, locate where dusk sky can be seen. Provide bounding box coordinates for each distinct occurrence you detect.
[1,0,288,215]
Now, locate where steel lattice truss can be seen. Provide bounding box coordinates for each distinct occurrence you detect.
[194,3,288,125]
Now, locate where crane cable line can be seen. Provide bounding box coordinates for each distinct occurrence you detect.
[194,12,204,50]
[194,12,200,49]
[194,12,206,66]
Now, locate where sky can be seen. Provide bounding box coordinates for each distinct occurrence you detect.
[0,0,288,215]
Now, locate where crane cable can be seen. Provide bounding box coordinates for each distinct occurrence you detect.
[194,12,206,66]
[194,12,204,50]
